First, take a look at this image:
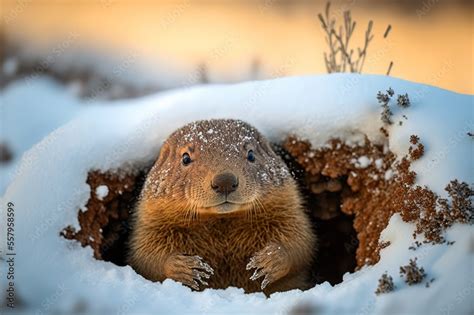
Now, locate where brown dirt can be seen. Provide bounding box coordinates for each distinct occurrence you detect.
[60,169,148,265]
[283,136,397,266]
[283,135,473,267]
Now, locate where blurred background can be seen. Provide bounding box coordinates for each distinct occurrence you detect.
[0,0,473,193]
[1,0,473,98]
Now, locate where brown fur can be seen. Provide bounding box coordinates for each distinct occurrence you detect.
[127,119,316,295]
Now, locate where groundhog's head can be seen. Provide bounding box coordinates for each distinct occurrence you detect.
[142,119,292,215]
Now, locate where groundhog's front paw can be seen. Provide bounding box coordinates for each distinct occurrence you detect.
[246,243,291,289]
[163,254,214,290]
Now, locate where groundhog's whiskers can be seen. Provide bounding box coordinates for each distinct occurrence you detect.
[192,203,199,221]
[247,200,255,224]
[253,199,260,220]
[183,201,194,225]
[255,197,267,215]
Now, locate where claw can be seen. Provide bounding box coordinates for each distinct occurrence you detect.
[194,256,214,274]
[169,254,214,290]
[199,261,214,275]
[246,258,256,271]
[189,258,213,289]
[189,280,200,290]
[261,276,270,289]
[247,244,285,290]
[250,268,264,281]
[193,269,211,282]
[193,270,209,286]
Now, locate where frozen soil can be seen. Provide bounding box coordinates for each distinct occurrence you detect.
[283,134,473,267]
[61,169,149,265]
[61,131,472,287]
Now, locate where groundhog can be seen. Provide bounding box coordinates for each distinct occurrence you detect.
[128,119,316,295]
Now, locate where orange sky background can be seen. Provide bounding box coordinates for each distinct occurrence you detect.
[2,0,473,94]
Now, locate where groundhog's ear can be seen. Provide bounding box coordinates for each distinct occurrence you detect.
[257,133,277,157]
[142,142,173,199]
[154,141,172,169]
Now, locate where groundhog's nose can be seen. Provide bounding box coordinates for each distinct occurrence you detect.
[211,172,239,195]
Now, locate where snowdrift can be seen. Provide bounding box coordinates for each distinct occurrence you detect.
[0,78,82,194]
[0,74,473,314]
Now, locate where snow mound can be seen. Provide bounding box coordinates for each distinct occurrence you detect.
[0,74,472,314]
[0,77,82,194]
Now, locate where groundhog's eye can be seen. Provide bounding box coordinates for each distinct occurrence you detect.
[247,150,255,162]
[182,153,192,165]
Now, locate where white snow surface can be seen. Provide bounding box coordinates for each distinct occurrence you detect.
[95,185,109,201]
[354,156,371,169]
[0,77,82,194]
[0,74,473,314]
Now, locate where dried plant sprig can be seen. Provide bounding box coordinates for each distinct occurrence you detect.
[400,258,426,285]
[318,2,374,73]
[318,2,393,75]
[375,272,395,295]
[397,93,410,108]
[386,61,394,76]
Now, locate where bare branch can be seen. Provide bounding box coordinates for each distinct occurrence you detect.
[318,2,387,74]
[384,24,392,38]
[386,61,394,76]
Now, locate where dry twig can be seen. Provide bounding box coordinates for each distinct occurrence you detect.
[318,2,392,74]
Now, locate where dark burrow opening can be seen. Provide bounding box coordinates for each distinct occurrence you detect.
[275,144,358,286]
[61,143,358,288]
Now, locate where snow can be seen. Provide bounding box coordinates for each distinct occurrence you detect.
[95,185,109,201]
[375,158,384,169]
[384,169,394,181]
[0,77,82,194]
[354,156,371,169]
[0,74,473,314]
